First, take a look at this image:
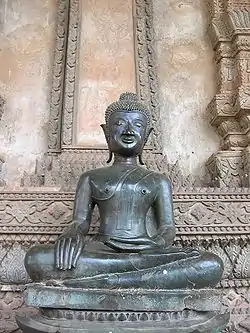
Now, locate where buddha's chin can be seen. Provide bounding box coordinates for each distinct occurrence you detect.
[114,146,140,157]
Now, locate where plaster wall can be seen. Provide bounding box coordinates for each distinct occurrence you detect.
[0,0,219,186]
[153,0,220,178]
[76,0,136,147]
[0,0,56,186]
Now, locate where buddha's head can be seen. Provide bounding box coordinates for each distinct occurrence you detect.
[101,92,153,163]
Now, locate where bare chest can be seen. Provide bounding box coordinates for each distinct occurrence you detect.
[90,167,157,203]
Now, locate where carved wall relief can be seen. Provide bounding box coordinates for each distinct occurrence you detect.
[206,0,250,186]
[0,1,250,332]
[0,190,249,332]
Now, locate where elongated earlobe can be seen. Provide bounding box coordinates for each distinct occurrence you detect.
[106,151,113,163]
[139,127,153,165]
[145,127,153,145]
[100,124,108,141]
[139,154,144,165]
[100,124,113,163]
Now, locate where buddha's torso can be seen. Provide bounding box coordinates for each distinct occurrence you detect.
[89,165,159,241]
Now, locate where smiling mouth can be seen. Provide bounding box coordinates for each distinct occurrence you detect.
[121,134,135,144]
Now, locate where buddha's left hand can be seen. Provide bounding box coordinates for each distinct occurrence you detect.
[152,227,176,248]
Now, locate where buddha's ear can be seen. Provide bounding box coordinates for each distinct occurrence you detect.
[139,127,154,166]
[100,124,113,163]
[100,124,108,140]
[145,127,153,145]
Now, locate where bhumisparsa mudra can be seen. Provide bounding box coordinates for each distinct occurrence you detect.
[25,93,223,289]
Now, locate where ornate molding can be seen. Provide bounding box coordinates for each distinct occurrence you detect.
[135,0,161,151]
[61,0,79,146]
[48,0,70,153]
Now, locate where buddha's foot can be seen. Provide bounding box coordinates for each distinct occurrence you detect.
[44,279,64,287]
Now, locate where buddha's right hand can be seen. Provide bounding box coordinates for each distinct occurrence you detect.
[55,230,84,270]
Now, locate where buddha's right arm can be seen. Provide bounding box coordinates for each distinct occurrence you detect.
[67,172,95,236]
[153,176,176,247]
[55,172,95,269]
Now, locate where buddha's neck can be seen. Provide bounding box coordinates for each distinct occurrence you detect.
[113,154,138,166]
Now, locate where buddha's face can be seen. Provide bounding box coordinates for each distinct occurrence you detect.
[108,111,148,156]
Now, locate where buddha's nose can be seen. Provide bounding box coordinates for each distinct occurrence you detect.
[124,122,134,134]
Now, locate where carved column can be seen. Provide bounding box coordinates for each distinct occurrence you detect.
[206,0,250,187]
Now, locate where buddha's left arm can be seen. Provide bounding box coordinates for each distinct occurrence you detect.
[153,176,176,247]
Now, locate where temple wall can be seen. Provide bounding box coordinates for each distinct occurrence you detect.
[0,0,56,186]
[0,0,220,186]
[0,2,249,332]
[153,0,220,178]
[76,0,136,147]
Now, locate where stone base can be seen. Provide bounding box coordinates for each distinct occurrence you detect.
[16,310,230,333]
[23,284,224,312]
[16,285,230,332]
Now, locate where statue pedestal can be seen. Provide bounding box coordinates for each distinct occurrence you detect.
[16,284,229,333]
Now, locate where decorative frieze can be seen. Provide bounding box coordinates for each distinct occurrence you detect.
[0,189,249,285]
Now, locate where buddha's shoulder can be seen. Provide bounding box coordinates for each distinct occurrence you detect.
[77,167,171,186]
[148,170,171,186]
[78,167,112,180]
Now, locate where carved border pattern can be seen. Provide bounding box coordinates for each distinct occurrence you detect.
[48,0,69,152]
[0,190,249,283]
[61,0,79,146]
[135,0,161,151]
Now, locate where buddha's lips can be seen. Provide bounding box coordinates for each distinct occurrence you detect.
[121,134,135,144]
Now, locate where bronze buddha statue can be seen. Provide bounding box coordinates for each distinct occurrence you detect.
[25,92,224,289]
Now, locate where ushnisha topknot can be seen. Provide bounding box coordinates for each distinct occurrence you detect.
[105,92,152,127]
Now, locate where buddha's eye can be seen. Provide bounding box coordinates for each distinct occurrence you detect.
[115,120,125,126]
[134,122,143,128]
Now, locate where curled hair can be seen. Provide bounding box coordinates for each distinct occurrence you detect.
[105,93,152,127]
